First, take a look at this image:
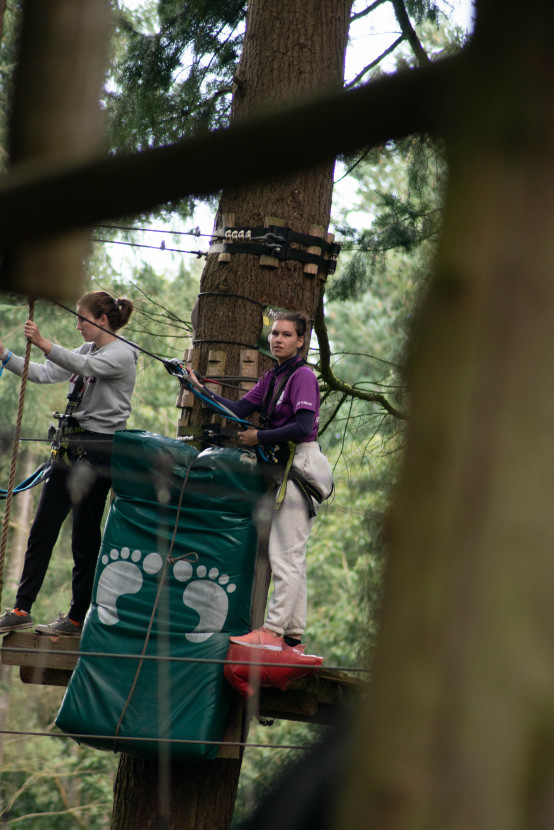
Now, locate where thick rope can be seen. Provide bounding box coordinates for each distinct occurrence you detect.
[0,299,35,608]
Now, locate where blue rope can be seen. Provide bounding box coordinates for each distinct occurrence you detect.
[0,461,52,500]
[163,359,277,464]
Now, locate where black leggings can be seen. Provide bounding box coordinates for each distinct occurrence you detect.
[15,433,113,623]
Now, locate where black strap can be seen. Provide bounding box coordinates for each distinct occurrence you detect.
[259,358,305,428]
[207,242,339,275]
[213,225,340,253]
[288,468,334,518]
[65,375,87,414]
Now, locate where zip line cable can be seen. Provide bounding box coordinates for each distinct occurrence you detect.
[53,302,278,460]
[0,300,276,499]
[0,303,364,760]
[96,223,213,238]
[0,644,370,673]
[0,728,317,752]
[92,236,207,259]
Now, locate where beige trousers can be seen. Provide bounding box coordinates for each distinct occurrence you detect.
[264,442,333,638]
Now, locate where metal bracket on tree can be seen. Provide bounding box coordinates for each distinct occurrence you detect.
[208,219,341,278]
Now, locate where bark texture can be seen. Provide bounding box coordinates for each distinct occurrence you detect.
[194,0,352,386]
[111,757,242,830]
[334,1,554,828]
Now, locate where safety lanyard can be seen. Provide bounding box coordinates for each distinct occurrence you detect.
[259,356,305,428]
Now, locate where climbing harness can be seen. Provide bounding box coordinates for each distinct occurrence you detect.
[163,356,334,515]
[47,374,89,464]
[257,357,334,514]
[0,374,91,501]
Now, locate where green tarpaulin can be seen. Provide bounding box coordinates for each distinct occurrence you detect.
[56,430,264,759]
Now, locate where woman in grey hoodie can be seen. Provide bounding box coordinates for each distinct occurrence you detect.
[0,291,137,636]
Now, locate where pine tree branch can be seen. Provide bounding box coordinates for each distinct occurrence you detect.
[314,295,408,421]
[390,0,431,66]
[318,392,349,436]
[345,36,405,89]
[350,0,388,23]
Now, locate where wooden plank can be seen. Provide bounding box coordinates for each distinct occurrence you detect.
[205,350,226,396]
[259,689,319,718]
[1,631,79,671]
[322,231,336,281]
[217,212,234,263]
[20,666,74,686]
[303,224,325,277]
[239,349,258,393]
[2,632,367,727]
[176,347,199,411]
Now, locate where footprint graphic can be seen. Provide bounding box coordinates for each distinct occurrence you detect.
[97,547,163,625]
[173,560,236,643]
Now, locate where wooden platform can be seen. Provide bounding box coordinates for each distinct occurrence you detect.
[0,631,368,728]
[1,630,80,686]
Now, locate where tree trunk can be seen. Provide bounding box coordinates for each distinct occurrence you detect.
[334,1,554,828]
[111,1,351,828]
[111,757,242,830]
[192,0,352,390]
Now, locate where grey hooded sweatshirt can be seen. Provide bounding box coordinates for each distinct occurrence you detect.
[5,339,139,434]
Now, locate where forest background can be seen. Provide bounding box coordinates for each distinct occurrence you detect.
[0,0,471,826]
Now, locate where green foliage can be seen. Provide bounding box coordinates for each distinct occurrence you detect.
[404,0,440,25]
[106,0,246,153]
[0,668,117,827]
[330,135,445,302]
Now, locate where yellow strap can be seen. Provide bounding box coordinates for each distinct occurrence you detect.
[274,442,296,510]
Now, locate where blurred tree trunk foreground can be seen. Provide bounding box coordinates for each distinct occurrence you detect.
[335,1,554,828]
[111,0,352,828]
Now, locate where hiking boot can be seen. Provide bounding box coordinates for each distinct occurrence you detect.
[229,626,283,649]
[35,612,82,637]
[0,608,33,633]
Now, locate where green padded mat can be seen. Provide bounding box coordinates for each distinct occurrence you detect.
[56,430,264,759]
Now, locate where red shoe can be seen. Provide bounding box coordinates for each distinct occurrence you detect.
[283,642,324,665]
[224,640,324,698]
[229,626,283,649]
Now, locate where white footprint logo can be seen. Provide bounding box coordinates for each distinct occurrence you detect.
[173,560,236,643]
[97,547,163,625]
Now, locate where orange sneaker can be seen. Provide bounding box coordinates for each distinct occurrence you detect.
[229,626,283,649]
[0,608,33,633]
[35,612,82,637]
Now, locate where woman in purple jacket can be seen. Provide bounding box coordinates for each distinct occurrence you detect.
[188,312,332,652]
